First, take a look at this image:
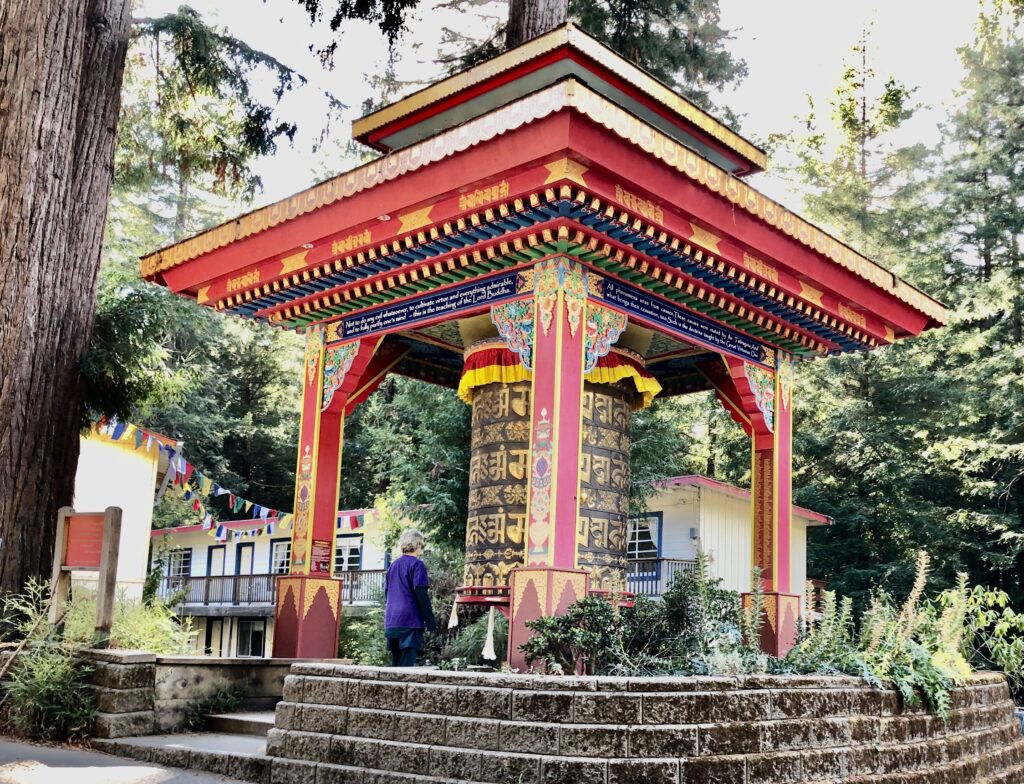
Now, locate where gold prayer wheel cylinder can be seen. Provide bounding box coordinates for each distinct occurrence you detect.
[463,379,634,591]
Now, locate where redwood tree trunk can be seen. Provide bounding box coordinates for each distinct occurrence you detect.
[505,0,568,48]
[0,0,131,594]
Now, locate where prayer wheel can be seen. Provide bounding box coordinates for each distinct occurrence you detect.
[461,338,643,591]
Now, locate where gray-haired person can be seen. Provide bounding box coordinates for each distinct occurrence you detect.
[383,529,436,666]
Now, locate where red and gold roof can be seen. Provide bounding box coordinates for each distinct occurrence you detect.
[139,26,947,398]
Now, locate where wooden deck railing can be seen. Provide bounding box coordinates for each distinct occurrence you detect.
[626,558,698,596]
[157,569,387,606]
[157,561,694,607]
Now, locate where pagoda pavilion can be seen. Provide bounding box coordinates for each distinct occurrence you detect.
[141,25,947,664]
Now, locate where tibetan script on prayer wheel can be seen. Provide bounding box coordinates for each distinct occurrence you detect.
[463,378,633,591]
[577,382,633,589]
[464,381,532,587]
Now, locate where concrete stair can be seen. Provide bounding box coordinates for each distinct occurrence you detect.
[207,710,275,737]
[92,732,270,783]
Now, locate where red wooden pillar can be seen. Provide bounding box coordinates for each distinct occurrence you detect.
[747,352,799,656]
[274,331,386,658]
[496,257,593,668]
[701,351,799,657]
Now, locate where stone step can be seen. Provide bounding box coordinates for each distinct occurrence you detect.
[93,733,488,784]
[207,710,276,736]
[93,733,269,783]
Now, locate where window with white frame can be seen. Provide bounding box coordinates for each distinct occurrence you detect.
[166,549,192,579]
[270,540,291,575]
[627,517,660,561]
[334,534,362,573]
[236,619,266,657]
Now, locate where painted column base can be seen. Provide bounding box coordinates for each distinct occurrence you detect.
[507,567,589,671]
[742,591,800,658]
[273,575,343,658]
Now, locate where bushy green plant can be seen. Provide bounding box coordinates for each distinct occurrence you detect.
[61,588,194,655]
[180,686,242,731]
[519,555,768,676]
[785,551,1024,717]
[0,581,95,740]
[520,596,619,674]
[660,553,743,659]
[339,604,389,666]
[5,645,95,740]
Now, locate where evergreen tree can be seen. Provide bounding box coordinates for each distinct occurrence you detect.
[570,0,745,111]
[778,16,1024,609]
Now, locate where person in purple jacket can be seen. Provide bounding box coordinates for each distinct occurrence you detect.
[384,529,437,666]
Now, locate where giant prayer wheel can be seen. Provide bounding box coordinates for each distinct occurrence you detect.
[460,337,654,591]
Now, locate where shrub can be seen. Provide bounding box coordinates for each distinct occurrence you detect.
[4,643,95,741]
[338,604,389,666]
[180,686,242,731]
[520,596,618,674]
[61,588,195,655]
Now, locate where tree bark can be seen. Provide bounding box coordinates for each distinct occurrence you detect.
[0,0,131,595]
[505,0,568,48]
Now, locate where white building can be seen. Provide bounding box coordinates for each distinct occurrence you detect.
[149,508,390,658]
[626,475,831,613]
[71,425,178,600]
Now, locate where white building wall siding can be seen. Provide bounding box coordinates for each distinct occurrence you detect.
[73,436,159,599]
[697,489,753,596]
[790,519,808,615]
[640,482,817,614]
[650,486,699,562]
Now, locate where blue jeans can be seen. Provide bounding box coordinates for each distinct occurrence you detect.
[384,627,423,667]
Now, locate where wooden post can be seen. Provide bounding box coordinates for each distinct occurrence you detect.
[48,506,74,625]
[93,506,122,648]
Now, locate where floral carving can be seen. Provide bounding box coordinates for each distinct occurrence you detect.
[491,300,535,369]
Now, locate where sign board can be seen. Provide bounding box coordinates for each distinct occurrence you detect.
[597,276,775,368]
[49,506,122,648]
[311,539,333,575]
[339,271,520,341]
[64,513,106,569]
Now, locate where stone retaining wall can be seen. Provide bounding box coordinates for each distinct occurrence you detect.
[266,664,1024,783]
[154,656,299,732]
[80,650,343,736]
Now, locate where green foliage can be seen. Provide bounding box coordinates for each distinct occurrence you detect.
[180,686,242,731]
[341,379,472,550]
[521,555,765,676]
[339,604,390,666]
[520,596,619,675]
[297,0,421,52]
[786,553,1024,717]
[61,590,195,656]
[437,0,746,120]
[772,10,1024,613]
[0,581,95,741]
[660,552,741,664]
[126,6,321,201]
[4,646,95,741]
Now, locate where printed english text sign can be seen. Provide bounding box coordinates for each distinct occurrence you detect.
[64,514,106,569]
[599,278,773,367]
[340,272,519,340]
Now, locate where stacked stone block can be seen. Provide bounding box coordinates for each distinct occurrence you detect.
[81,649,157,739]
[265,665,1024,784]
